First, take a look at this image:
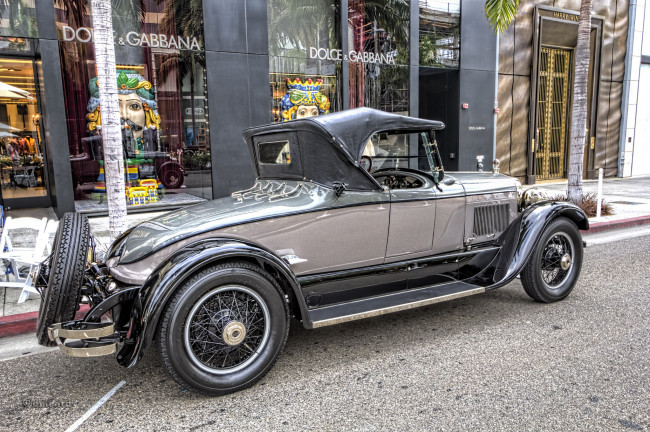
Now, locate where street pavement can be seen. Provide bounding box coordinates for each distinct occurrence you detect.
[0,233,648,431]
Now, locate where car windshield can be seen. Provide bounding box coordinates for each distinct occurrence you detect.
[362,130,441,176]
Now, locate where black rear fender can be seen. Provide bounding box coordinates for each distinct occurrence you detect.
[116,238,306,368]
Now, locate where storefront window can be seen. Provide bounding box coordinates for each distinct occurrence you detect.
[268,0,342,123]
[54,0,210,212]
[419,1,460,68]
[348,0,410,114]
[0,0,38,39]
[0,58,46,202]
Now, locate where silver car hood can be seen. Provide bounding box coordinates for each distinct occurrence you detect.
[447,172,518,195]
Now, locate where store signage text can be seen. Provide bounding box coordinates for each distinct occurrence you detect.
[552,12,579,22]
[61,26,202,51]
[309,47,395,65]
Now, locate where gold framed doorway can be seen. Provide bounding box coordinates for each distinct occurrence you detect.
[535,47,571,180]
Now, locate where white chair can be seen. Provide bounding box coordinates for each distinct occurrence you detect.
[0,216,49,303]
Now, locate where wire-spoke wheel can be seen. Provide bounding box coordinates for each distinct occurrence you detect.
[521,217,583,303]
[184,285,270,374]
[158,262,289,395]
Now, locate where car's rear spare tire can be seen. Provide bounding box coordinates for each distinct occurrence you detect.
[36,212,90,346]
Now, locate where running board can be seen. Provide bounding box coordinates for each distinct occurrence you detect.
[308,282,485,328]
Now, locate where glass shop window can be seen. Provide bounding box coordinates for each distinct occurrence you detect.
[267,0,342,123]
[419,1,461,68]
[348,0,410,114]
[0,0,38,38]
[55,0,211,212]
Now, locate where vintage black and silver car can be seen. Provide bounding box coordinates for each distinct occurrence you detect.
[36,108,588,395]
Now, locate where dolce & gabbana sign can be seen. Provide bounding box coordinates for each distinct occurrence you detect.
[309,47,396,65]
[60,25,202,51]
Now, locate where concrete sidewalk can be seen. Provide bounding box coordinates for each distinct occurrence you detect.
[522,175,650,228]
[2,175,650,337]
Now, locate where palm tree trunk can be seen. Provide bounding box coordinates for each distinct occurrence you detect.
[567,0,592,203]
[90,0,127,239]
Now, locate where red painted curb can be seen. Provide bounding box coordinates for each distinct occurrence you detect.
[581,215,650,234]
[0,311,37,339]
[0,305,91,339]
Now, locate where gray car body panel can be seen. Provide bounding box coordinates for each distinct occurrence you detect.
[109,172,519,286]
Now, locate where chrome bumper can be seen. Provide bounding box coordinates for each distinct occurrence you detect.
[48,322,117,357]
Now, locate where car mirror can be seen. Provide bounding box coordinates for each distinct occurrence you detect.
[443,177,455,186]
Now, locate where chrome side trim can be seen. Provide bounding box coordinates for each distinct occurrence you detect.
[311,287,485,328]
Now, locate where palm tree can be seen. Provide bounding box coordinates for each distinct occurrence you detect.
[90,0,127,239]
[566,0,592,203]
[485,0,591,203]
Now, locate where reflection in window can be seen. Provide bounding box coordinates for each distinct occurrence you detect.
[258,141,291,165]
[0,0,38,38]
[348,0,410,114]
[268,0,342,122]
[419,1,460,68]
[55,0,211,211]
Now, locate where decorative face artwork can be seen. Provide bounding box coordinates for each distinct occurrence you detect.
[280,77,330,122]
[87,70,162,142]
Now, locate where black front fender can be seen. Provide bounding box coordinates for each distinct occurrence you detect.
[468,201,588,288]
[116,238,306,368]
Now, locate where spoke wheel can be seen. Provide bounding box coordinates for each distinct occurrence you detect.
[184,285,270,374]
[158,262,289,395]
[521,217,583,303]
[540,232,574,290]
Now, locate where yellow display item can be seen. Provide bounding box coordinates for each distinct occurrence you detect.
[126,186,151,205]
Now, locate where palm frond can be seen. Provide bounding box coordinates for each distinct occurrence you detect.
[484,0,520,34]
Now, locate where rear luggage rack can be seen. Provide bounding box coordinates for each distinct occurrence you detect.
[48,321,118,357]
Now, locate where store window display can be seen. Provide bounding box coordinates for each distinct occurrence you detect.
[268,0,342,122]
[280,78,330,122]
[55,0,210,212]
[0,59,47,204]
[71,70,185,204]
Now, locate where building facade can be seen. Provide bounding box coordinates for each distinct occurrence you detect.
[0,0,638,217]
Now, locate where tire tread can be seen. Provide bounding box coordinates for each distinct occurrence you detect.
[36,213,90,346]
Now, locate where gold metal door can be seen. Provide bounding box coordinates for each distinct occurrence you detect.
[536,47,571,180]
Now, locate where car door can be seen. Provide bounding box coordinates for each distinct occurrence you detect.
[385,186,436,259]
[383,173,466,290]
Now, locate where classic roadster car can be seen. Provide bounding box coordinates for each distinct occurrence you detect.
[36,108,588,395]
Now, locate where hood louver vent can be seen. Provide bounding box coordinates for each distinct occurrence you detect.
[473,204,509,237]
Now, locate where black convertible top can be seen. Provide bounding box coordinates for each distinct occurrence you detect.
[242,108,445,190]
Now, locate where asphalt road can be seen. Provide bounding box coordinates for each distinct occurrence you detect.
[1,234,649,431]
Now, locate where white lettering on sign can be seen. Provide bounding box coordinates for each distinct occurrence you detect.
[309,46,395,65]
[61,26,202,51]
[469,126,486,131]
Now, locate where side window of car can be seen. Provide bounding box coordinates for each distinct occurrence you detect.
[258,140,291,165]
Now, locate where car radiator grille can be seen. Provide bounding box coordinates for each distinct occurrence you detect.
[473,203,509,237]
